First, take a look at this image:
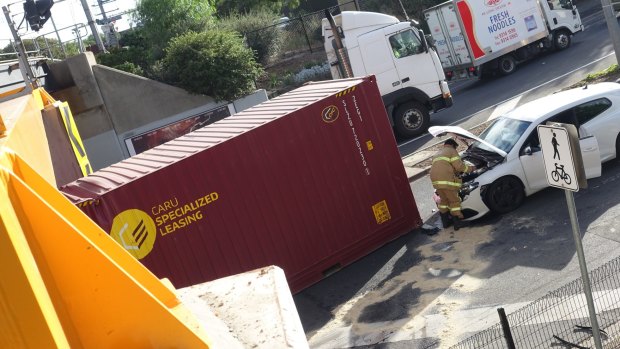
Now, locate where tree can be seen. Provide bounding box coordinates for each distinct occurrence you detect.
[136,0,216,56]
[162,30,263,101]
[218,9,284,65]
[215,0,300,16]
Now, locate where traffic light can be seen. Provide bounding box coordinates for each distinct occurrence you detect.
[23,0,54,32]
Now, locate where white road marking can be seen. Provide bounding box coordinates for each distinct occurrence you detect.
[487,95,521,121]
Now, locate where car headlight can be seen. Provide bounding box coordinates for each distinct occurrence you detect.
[460,181,479,198]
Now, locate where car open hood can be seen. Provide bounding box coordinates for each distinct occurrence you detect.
[428,125,508,157]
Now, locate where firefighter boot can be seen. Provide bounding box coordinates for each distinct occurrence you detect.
[453,216,469,231]
[440,212,453,229]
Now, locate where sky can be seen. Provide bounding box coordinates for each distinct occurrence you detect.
[0,0,138,45]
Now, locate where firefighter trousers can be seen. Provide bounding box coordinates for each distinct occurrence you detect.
[435,188,464,219]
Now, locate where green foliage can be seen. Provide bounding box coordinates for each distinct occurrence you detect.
[113,62,145,76]
[218,9,283,65]
[584,64,620,82]
[136,0,216,56]
[96,28,151,76]
[215,0,300,16]
[162,30,263,101]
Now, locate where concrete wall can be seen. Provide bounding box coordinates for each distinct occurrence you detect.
[47,53,267,171]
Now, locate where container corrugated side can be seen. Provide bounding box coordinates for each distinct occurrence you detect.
[61,76,421,293]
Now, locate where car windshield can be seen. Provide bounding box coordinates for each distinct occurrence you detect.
[473,117,531,154]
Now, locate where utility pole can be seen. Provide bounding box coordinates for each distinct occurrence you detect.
[2,6,38,90]
[79,0,106,52]
[601,0,620,64]
[97,0,108,23]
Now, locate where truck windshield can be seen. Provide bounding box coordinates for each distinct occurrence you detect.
[389,30,422,59]
[547,0,573,10]
[474,117,531,154]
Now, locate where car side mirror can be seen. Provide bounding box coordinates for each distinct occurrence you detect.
[524,146,532,156]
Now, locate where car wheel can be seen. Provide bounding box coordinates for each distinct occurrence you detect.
[485,176,525,214]
[498,55,517,76]
[554,30,571,50]
[393,101,430,138]
[616,134,620,161]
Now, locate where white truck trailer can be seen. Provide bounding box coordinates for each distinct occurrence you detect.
[322,11,453,138]
[423,0,583,80]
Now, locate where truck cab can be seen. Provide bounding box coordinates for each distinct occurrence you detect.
[322,11,452,138]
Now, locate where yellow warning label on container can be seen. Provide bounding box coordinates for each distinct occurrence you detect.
[372,200,391,224]
[110,209,157,259]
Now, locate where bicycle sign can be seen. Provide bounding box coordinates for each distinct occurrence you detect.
[537,124,580,191]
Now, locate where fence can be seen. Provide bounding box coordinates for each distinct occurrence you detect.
[241,0,420,66]
[450,256,620,349]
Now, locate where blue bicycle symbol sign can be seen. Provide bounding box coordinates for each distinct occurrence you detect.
[551,163,572,185]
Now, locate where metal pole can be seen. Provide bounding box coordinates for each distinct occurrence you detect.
[565,190,603,349]
[79,0,106,52]
[601,0,620,65]
[299,16,313,53]
[97,0,108,22]
[2,6,38,89]
[497,308,516,349]
[49,14,67,58]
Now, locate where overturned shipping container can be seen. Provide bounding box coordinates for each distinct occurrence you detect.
[61,76,421,293]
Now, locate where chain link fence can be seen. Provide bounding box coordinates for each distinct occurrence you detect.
[451,255,620,348]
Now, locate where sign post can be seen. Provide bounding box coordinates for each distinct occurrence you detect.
[537,123,602,349]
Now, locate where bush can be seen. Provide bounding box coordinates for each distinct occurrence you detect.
[162,30,264,101]
[218,9,284,65]
[113,62,145,76]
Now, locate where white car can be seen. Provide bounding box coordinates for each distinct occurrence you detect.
[429,82,620,220]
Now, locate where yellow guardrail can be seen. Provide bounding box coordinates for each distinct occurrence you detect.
[0,88,212,348]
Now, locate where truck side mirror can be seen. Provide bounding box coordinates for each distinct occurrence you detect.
[419,29,429,53]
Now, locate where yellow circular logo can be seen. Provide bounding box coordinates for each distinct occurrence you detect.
[110,209,156,260]
[322,105,339,123]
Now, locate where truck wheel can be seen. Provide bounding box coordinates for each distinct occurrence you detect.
[394,102,430,138]
[498,55,517,76]
[554,30,571,50]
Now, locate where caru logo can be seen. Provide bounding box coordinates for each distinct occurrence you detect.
[485,0,502,6]
[321,105,339,123]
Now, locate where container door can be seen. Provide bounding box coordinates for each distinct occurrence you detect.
[386,28,441,93]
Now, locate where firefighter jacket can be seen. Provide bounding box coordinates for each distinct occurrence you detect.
[430,145,473,190]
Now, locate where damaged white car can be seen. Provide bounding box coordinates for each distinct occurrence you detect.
[430,82,620,220]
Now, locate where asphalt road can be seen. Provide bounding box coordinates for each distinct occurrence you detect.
[398,0,617,157]
[294,1,620,348]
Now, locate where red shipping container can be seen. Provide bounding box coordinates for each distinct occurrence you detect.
[61,76,421,293]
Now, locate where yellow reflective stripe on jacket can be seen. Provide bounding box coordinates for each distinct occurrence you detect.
[438,204,449,209]
[450,207,462,212]
[432,180,461,188]
[432,156,461,163]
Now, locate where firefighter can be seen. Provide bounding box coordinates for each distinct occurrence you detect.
[430,138,475,230]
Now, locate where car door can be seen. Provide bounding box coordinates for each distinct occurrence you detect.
[519,129,547,191]
[574,98,615,162]
[520,109,601,191]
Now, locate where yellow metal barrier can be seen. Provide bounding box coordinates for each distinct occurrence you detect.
[0,88,212,348]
